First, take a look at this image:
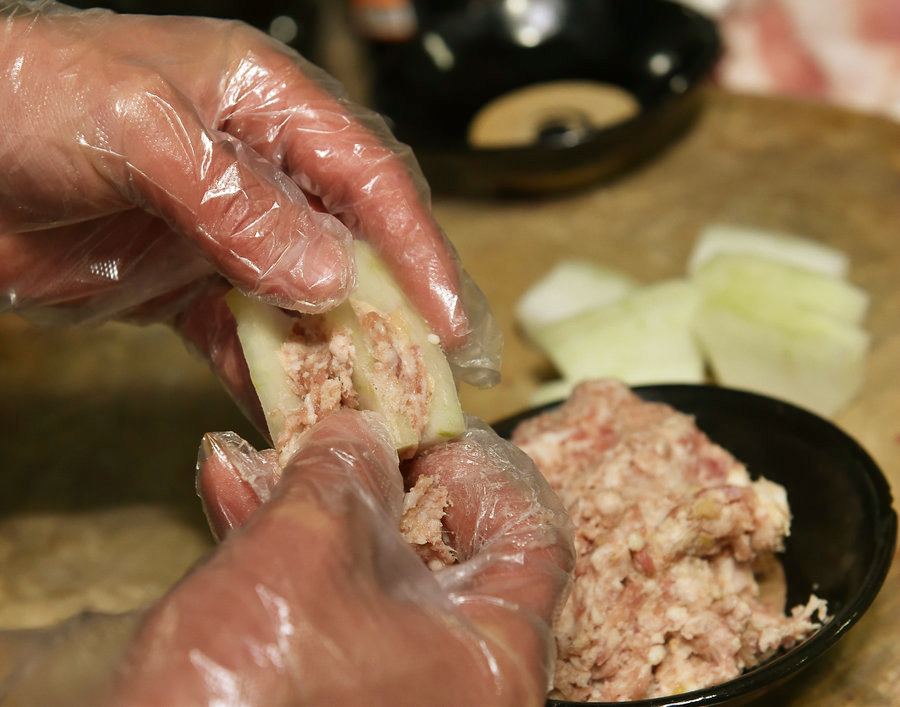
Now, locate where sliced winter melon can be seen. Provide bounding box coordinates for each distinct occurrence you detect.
[515,259,637,340]
[687,224,849,278]
[527,279,706,386]
[694,302,869,418]
[225,290,298,450]
[528,378,579,407]
[227,241,465,462]
[692,253,870,326]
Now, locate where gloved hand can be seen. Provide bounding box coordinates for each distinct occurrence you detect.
[0,1,501,424]
[94,409,573,706]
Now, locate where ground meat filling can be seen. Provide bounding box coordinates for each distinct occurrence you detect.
[399,474,455,570]
[511,379,828,702]
[354,301,431,444]
[275,302,431,464]
[277,316,358,458]
[272,306,453,567]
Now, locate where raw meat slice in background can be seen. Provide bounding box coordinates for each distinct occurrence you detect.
[682,0,900,122]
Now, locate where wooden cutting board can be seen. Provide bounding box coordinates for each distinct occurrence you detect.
[1,88,897,704]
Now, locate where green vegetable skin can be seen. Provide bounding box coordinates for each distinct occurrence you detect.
[227,241,465,458]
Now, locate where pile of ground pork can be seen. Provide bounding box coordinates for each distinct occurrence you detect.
[510,379,828,702]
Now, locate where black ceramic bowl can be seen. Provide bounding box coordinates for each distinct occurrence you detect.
[371,0,721,196]
[492,384,897,707]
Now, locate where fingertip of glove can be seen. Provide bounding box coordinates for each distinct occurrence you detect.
[250,228,357,314]
[196,431,281,538]
[279,409,404,516]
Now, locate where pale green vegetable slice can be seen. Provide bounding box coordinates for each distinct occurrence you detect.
[692,253,870,326]
[320,299,419,455]
[529,378,578,407]
[514,224,870,418]
[528,279,706,386]
[515,259,637,340]
[694,302,869,418]
[335,241,465,450]
[691,249,870,416]
[228,241,465,461]
[226,290,300,452]
[687,224,849,278]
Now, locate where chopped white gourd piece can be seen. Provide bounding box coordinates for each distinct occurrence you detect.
[321,300,420,456]
[694,302,869,418]
[528,279,706,386]
[226,291,301,453]
[515,259,637,339]
[688,224,849,278]
[228,241,465,461]
[339,241,465,449]
[692,254,870,326]
[513,225,870,418]
[529,378,578,407]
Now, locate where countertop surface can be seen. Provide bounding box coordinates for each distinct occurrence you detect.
[2,88,899,704]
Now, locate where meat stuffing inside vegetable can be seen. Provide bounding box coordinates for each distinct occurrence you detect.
[227,240,466,466]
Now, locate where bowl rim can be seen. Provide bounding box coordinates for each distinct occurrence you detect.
[372,0,723,194]
[492,383,898,707]
[379,0,722,149]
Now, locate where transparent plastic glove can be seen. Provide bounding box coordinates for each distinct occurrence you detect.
[97,410,573,706]
[0,1,501,391]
